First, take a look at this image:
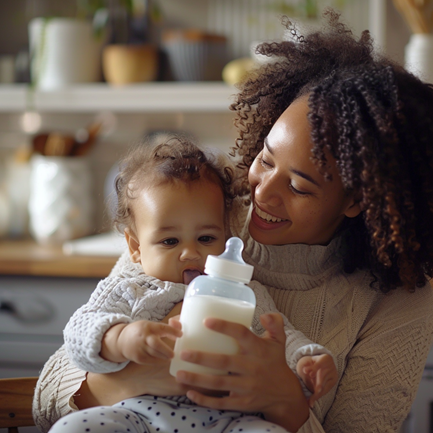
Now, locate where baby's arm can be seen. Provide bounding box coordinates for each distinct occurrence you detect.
[63,275,185,374]
[296,353,338,408]
[100,319,182,364]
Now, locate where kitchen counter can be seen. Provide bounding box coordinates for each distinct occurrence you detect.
[0,238,118,278]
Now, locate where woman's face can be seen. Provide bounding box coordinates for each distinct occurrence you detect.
[248,96,360,246]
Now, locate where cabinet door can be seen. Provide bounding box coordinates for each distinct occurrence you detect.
[0,275,96,378]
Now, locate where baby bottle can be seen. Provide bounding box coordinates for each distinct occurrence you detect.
[169,237,255,376]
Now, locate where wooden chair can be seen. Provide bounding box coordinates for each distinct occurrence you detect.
[0,377,38,433]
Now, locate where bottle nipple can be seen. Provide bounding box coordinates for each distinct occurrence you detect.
[204,237,253,283]
[219,237,246,264]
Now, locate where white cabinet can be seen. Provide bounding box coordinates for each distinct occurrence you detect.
[0,275,96,378]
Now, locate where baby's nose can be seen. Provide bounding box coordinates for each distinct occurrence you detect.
[180,244,201,260]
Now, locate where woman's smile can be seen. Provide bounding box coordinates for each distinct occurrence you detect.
[251,204,290,231]
[255,205,288,223]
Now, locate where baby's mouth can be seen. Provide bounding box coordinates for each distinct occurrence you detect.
[183,269,202,285]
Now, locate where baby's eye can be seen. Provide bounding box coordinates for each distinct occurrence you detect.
[199,235,216,244]
[162,238,179,246]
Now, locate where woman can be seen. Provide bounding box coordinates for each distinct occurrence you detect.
[34,11,433,432]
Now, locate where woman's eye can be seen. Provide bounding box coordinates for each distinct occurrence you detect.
[289,183,309,196]
[259,157,272,168]
[162,238,178,246]
[199,236,216,244]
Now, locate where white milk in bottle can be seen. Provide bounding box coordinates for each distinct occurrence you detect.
[170,237,255,376]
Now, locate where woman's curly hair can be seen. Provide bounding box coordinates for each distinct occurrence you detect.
[114,132,234,235]
[230,10,433,293]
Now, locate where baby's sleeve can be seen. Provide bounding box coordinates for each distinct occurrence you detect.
[63,277,135,373]
[64,275,185,374]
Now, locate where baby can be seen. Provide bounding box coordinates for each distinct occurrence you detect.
[51,133,337,433]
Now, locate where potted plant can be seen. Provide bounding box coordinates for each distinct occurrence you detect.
[100,0,163,85]
[28,0,108,91]
[28,0,159,89]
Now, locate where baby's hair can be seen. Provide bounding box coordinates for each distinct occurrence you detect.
[230,10,433,293]
[114,132,234,235]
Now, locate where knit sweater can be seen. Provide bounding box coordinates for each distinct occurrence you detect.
[230,203,433,432]
[33,201,433,433]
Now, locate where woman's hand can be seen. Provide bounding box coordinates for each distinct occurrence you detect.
[174,313,310,432]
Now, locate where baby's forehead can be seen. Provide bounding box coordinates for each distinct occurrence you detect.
[140,167,223,190]
[133,177,226,222]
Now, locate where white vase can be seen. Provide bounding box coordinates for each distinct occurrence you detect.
[405,33,433,84]
[29,18,102,90]
[28,155,94,245]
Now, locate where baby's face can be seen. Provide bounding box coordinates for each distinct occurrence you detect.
[128,178,226,285]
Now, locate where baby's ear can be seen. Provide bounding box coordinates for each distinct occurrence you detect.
[124,228,141,263]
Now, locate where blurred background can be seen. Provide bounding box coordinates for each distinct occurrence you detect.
[0,0,416,240]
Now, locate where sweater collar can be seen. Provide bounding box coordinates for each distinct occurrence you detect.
[244,232,343,276]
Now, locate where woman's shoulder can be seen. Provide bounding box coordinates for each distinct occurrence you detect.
[382,281,433,314]
[362,281,433,336]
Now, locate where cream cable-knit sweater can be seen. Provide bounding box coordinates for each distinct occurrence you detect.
[230,204,433,432]
[33,201,433,433]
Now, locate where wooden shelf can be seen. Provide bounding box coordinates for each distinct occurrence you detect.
[0,239,118,278]
[0,82,236,113]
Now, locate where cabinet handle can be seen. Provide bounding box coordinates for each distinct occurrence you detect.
[0,295,54,323]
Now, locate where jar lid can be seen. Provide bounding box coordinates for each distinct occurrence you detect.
[204,237,253,283]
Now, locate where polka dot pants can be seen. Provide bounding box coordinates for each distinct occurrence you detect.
[49,395,288,433]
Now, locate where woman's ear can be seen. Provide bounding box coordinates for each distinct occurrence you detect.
[344,195,362,219]
[124,228,141,263]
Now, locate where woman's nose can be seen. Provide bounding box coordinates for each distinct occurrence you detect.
[254,172,283,207]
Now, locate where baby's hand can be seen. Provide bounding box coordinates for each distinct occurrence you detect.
[102,320,182,365]
[296,353,338,408]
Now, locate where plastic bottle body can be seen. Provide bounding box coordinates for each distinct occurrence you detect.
[169,274,256,376]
